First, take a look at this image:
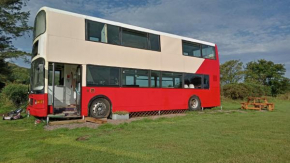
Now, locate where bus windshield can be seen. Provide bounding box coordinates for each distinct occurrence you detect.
[31,58,45,94]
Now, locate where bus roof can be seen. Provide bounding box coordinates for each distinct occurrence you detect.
[39,7,215,46]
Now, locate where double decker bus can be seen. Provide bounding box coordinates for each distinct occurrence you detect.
[27,7,220,119]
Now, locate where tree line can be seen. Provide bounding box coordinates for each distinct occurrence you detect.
[220,60,290,99]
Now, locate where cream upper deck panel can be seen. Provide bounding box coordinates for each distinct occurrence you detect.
[34,7,216,74]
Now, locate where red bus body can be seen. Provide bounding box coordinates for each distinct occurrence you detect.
[27,7,220,117]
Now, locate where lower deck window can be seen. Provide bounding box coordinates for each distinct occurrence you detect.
[86,65,120,86]
[122,69,149,87]
[151,71,161,88]
[184,74,202,89]
[85,65,210,89]
[203,75,210,89]
[162,72,182,88]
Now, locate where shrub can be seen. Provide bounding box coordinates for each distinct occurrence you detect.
[277,92,290,101]
[0,84,28,108]
[222,83,271,100]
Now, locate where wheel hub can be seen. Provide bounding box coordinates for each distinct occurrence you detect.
[190,99,198,108]
[92,102,106,115]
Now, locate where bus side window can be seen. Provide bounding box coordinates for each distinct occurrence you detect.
[203,75,210,89]
[184,74,202,89]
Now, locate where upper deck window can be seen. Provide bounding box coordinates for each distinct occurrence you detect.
[149,34,160,51]
[33,10,46,40]
[107,25,120,45]
[85,19,161,52]
[202,45,216,59]
[182,40,216,59]
[182,41,201,57]
[122,29,148,49]
[86,20,107,42]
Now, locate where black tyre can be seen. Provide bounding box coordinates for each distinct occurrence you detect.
[89,98,111,118]
[188,95,201,111]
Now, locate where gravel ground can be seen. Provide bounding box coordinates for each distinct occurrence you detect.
[44,122,99,131]
[44,113,187,131]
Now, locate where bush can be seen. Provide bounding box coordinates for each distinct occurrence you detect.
[277,92,290,101]
[0,84,28,108]
[222,83,271,100]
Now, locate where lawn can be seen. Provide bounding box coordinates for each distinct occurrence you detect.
[0,99,290,163]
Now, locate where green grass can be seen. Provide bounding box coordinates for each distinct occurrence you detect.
[1,100,290,163]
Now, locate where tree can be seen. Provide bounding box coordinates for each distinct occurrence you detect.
[0,0,32,84]
[245,59,288,96]
[220,60,244,85]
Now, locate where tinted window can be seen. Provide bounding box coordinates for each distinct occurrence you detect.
[184,74,202,89]
[151,71,160,87]
[32,41,39,58]
[85,20,161,52]
[86,65,120,86]
[86,20,107,42]
[202,45,216,59]
[122,29,148,49]
[203,75,210,89]
[122,69,149,87]
[33,10,46,40]
[149,34,160,51]
[162,72,182,88]
[107,25,120,45]
[182,41,201,57]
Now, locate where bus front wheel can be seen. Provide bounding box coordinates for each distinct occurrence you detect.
[188,95,201,111]
[89,98,111,118]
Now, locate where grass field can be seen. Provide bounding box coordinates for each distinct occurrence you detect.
[1,99,290,163]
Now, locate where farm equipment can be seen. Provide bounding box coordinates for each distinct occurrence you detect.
[241,97,274,111]
[2,109,23,120]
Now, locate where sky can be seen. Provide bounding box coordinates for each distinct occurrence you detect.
[12,0,290,78]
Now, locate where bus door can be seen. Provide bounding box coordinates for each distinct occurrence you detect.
[75,66,81,115]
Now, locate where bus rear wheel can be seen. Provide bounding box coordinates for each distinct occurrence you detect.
[188,95,201,111]
[89,98,111,118]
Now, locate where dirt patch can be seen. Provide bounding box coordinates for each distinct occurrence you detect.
[76,135,90,141]
[44,122,99,131]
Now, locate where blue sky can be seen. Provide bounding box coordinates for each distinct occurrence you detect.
[12,0,290,77]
